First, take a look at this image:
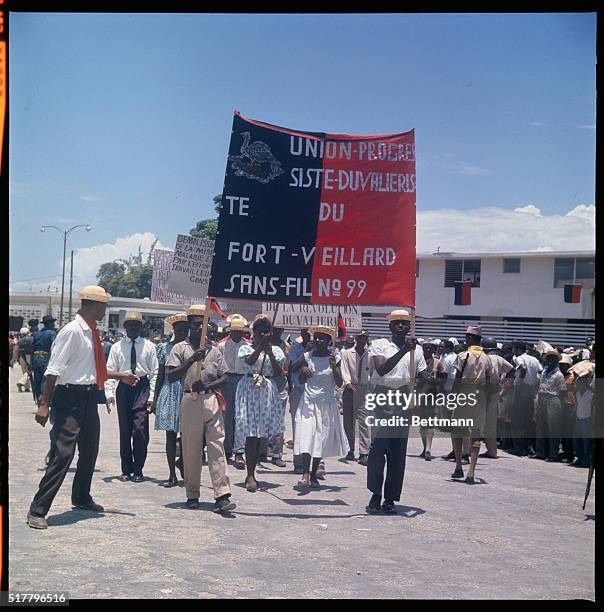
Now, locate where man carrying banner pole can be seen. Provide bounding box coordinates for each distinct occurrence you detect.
[165,301,236,513]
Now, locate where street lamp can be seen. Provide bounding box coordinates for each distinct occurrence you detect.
[40,224,92,327]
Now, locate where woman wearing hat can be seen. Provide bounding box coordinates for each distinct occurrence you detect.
[234,315,286,492]
[290,326,349,489]
[150,313,190,487]
[534,350,566,461]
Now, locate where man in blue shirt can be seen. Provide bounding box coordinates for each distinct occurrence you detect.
[31,315,57,401]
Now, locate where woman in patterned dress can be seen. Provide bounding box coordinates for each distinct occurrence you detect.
[150,313,190,487]
[290,326,349,489]
[234,315,285,492]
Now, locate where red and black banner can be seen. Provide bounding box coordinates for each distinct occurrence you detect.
[454,281,472,305]
[564,283,582,303]
[209,112,416,305]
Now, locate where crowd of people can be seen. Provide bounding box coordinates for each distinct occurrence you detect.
[15,285,596,529]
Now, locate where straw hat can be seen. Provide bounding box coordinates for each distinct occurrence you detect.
[228,314,248,331]
[309,325,337,339]
[79,285,111,303]
[387,309,411,321]
[544,350,562,362]
[559,354,573,365]
[165,312,188,325]
[186,304,207,316]
[466,325,482,336]
[123,310,143,324]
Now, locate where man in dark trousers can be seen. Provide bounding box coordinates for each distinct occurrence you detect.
[27,286,138,529]
[366,309,428,514]
[105,310,159,482]
[31,315,57,401]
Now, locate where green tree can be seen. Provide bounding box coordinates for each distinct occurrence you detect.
[96,243,155,299]
[190,194,221,240]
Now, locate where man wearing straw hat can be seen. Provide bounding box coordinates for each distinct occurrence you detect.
[366,309,427,514]
[27,286,139,529]
[216,313,250,467]
[105,310,159,483]
[166,303,236,513]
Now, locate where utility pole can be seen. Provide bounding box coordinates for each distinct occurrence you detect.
[68,250,74,322]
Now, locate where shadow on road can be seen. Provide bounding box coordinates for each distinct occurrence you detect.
[279,498,349,506]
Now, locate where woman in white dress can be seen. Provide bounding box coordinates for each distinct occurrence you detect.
[234,315,285,492]
[291,326,349,489]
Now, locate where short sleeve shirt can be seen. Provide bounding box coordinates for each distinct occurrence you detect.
[538,368,567,396]
[369,339,427,389]
[453,348,494,385]
[165,340,228,390]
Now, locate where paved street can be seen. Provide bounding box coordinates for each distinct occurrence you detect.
[8,367,595,599]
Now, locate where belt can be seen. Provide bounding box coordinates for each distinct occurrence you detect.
[33,351,50,357]
[183,389,212,395]
[228,372,245,377]
[58,383,97,391]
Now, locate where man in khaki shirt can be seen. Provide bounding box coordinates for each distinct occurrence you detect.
[166,303,235,513]
[340,331,373,465]
[450,326,494,485]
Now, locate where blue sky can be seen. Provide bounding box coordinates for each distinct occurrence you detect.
[9,12,596,291]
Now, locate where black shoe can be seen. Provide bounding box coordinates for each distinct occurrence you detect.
[163,475,178,488]
[366,494,381,515]
[26,512,48,529]
[310,478,321,490]
[202,453,207,465]
[358,454,368,466]
[131,474,144,483]
[186,498,200,509]
[118,474,131,482]
[272,457,287,467]
[72,500,104,512]
[462,457,470,465]
[382,500,397,514]
[441,451,455,461]
[479,452,497,458]
[419,450,426,458]
[465,476,475,485]
[424,451,433,461]
[345,451,355,461]
[17,383,24,392]
[451,468,464,479]
[213,495,236,513]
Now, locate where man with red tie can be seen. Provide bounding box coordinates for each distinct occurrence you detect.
[27,286,139,529]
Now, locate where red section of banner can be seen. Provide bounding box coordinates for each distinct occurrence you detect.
[311,132,416,305]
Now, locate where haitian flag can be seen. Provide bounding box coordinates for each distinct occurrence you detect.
[209,111,416,305]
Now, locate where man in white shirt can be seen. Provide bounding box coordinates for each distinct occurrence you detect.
[509,340,543,456]
[105,310,159,482]
[216,314,250,466]
[27,286,138,529]
[340,331,373,465]
[366,309,428,515]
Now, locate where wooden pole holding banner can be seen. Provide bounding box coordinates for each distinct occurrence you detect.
[191,295,213,401]
[408,306,416,411]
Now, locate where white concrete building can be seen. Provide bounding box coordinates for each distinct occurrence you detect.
[9,250,595,346]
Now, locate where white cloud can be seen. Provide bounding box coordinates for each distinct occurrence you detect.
[80,195,102,203]
[525,121,546,128]
[514,204,542,217]
[417,204,595,253]
[576,124,596,130]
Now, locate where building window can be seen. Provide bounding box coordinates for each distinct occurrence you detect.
[444,259,481,288]
[503,258,521,273]
[554,257,595,288]
[416,259,419,278]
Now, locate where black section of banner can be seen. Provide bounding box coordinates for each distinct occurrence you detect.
[209,114,323,302]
